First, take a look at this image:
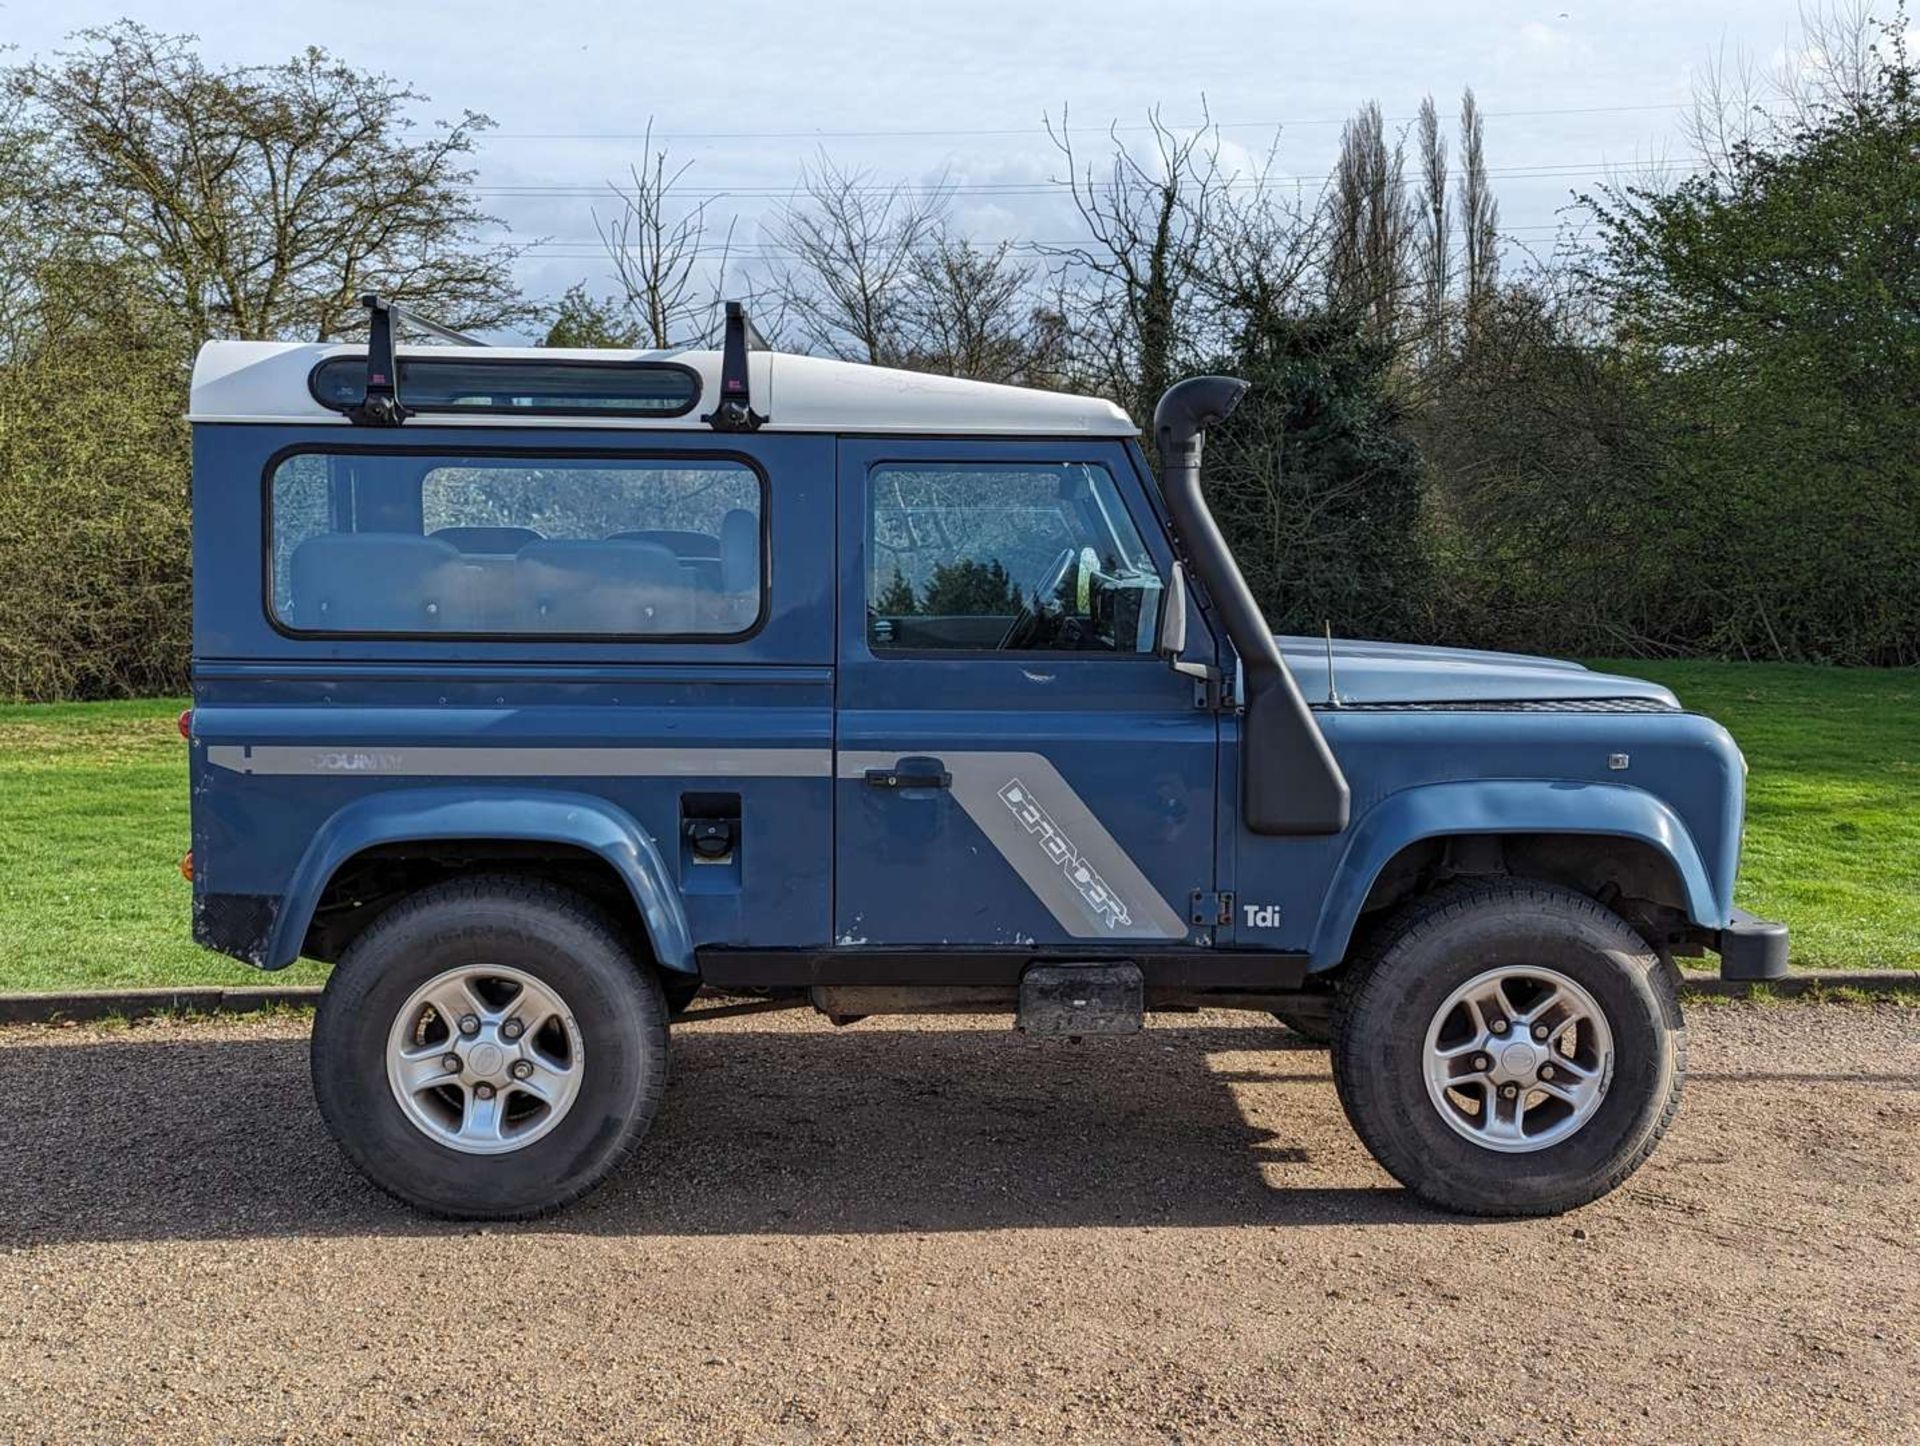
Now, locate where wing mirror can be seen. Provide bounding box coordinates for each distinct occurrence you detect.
[1156,563,1213,681]
[1155,562,1188,658]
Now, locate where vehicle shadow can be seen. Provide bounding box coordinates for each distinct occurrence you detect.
[0,1021,1456,1247]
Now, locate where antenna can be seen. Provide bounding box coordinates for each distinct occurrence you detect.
[1324,620,1341,708]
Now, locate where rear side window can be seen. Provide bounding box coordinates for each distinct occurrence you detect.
[309,356,698,416]
[268,451,763,638]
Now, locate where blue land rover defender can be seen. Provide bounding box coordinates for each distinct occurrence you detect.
[185,298,1787,1219]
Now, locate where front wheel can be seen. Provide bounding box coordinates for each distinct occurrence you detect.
[311,876,669,1219]
[1331,881,1685,1217]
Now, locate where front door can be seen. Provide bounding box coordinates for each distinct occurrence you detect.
[833,438,1218,950]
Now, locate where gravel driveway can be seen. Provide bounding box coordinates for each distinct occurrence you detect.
[0,1001,1914,1443]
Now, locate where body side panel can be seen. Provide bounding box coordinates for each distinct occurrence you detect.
[1227,708,1745,967]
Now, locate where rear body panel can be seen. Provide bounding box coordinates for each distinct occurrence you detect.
[190,423,837,963]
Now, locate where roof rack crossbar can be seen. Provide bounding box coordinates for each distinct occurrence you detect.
[701,300,767,433]
[344,293,487,428]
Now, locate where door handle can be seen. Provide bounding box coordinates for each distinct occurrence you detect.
[864,761,952,790]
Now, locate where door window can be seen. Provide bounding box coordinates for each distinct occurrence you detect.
[867,462,1162,653]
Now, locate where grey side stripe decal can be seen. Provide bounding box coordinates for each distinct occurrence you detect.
[208,742,1187,942]
[205,745,830,778]
[837,750,1189,942]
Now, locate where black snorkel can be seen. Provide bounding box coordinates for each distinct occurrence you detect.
[1153,377,1350,835]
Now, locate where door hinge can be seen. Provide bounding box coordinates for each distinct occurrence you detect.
[1189,889,1234,927]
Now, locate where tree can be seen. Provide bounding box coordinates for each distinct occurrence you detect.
[773,154,946,364]
[0,259,194,698]
[543,283,644,348]
[12,22,530,345]
[922,559,1022,617]
[1458,89,1501,332]
[1413,276,1668,657]
[597,120,730,348]
[874,565,919,617]
[1326,101,1415,342]
[1579,10,1920,663]
[1413,95,1451,353]
[901,234,1045,383]
[1192,138,1327,352]
[1044,107,1222,422]
[1203,310,1428,641]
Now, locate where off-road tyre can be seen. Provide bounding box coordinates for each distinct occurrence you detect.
[1331,880,1685,1217]
[312,875,669,1219]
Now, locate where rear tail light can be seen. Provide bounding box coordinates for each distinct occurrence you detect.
[179,850,194,882]
[177,709,193,740]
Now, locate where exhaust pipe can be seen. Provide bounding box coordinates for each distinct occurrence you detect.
[1154,377,1350,836]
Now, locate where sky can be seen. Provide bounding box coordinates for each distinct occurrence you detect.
[2,0,1847,336]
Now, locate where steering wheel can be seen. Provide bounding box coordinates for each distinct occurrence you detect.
[998,547,1078,650]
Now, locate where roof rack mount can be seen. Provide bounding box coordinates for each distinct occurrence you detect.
[345,293,486,428]
[701,301,767,433]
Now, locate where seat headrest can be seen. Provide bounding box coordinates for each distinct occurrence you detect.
[429,525,543,554]
[286,532,465,630]
[720,508,759,594]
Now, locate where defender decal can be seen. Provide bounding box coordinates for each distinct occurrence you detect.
[835,749,1190,941]
[998,779,1133,931]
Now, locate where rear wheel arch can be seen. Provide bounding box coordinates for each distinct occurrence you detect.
[269,789,695,976]
[302,839,666,971]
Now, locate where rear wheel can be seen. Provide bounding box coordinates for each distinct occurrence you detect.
[312,876,668,1219]
[1331,881,1685,1216]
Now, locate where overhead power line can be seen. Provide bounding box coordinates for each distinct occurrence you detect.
[468,156,1695,201]
[480,100,1701,143]
[505,221,1592,261]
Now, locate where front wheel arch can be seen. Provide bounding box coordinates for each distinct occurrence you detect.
[1307,782,1725,971]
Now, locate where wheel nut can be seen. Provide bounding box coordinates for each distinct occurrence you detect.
[1490,1018,1509,1034]
[474,1083,495,1100]
[1473,1054,1492,1072]
[1501,1084,1519,1099]
[502,1019,524,1040]
[1540,1064,1557,1081]
[1533,1024,1549,1040]
[511,1060,533,1080]
[459,1014,480,1037]
[443,1054,462,1074]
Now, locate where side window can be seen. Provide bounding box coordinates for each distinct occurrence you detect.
[868,462,1162,654]
[267,451,763,637]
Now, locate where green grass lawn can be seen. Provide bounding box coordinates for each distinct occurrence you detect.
[0,661,1914,993]
[1587,660,1919,973]
[0,699,328,992]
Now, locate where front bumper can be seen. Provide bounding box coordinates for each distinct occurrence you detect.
[1716,909,1789,981]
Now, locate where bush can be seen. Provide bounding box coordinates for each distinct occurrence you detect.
[0,300,191,699]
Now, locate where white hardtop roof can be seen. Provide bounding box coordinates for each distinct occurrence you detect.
[189,340,1137,437]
